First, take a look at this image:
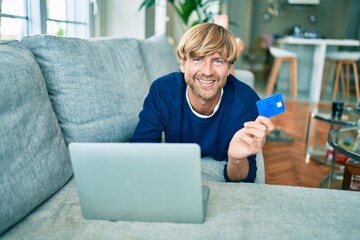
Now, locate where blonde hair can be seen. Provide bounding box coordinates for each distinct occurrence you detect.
[176,23,238,64]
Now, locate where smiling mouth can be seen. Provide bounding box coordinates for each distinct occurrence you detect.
[197,78,216,87]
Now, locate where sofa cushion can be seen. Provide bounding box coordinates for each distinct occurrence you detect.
[21,35,150,144]
[0,40,72,235]
[139,35,180,82]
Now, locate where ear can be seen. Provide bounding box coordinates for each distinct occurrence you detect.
[228,63,233,76]
[180,59,186,73]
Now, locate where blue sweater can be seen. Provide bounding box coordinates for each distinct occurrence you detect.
[131,72,260,182]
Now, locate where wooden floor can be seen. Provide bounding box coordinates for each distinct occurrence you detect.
[262,100,336,188]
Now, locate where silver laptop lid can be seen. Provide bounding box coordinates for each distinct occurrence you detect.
[69,142,207,223]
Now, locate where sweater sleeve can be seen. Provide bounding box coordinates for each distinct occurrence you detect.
[130,83,165,143]
[223,154,257,183]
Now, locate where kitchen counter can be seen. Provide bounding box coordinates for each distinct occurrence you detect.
[277,37,359,102]
[278,37,360,46]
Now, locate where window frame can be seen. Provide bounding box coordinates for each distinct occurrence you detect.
[0,0,93,39]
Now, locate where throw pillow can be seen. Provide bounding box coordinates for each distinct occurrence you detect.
[21,35,150,144]
[0,40,72,234]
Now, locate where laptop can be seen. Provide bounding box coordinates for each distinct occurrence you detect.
[68,142,209,223]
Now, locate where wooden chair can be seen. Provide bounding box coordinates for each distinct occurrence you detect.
[266,47,298,97]
[321,51,360,101]
[342,158,360,190]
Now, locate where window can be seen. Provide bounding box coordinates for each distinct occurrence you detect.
[0,0,93,40]
[0,0,28,39]
[46,0,90,38]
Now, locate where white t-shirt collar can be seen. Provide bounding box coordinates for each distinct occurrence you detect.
[186,86,223,118]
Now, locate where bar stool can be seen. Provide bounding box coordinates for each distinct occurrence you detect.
[321,51,360,101]
[265,47,298,97]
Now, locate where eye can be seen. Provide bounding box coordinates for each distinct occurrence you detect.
[193,57,202,63]
[213,58,225,65]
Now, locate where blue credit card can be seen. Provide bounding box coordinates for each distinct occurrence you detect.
[256,93,285,118]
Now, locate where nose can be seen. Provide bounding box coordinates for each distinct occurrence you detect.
[202,60,214,76]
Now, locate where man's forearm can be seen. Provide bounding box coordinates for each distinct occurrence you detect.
[226,157,249,182]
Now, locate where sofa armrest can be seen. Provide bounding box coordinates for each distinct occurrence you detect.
[201,150,265,184]
[234,69,255,88]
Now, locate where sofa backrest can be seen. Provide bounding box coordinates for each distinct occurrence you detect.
[0,40,73,235]
[139,35,180,82]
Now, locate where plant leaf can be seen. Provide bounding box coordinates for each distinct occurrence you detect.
[138,0,157,11]
[138,0,228,27]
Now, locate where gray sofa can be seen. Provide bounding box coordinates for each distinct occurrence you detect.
[1,34,360,239]
[0,34,259,237]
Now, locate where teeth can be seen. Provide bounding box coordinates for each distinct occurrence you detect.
[199,79,215,84]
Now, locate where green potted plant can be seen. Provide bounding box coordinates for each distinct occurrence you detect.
[139,0,221,28]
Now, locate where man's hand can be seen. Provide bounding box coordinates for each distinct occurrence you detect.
[229,116,274,161]
[226,116,275,181]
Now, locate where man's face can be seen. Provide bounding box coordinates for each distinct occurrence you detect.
[180,52,230,102]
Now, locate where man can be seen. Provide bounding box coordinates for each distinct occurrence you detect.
[131,23,274,182]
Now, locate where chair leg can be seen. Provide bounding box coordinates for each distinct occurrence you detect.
[289,58,298,98]
[339,62,346,99]
[332,61,343,101]
[266,58,282,96]
[352,61,360,100]
[345,63,350,99]
[342,166,352,190]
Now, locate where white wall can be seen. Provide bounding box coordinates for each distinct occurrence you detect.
[96,0,146,39]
